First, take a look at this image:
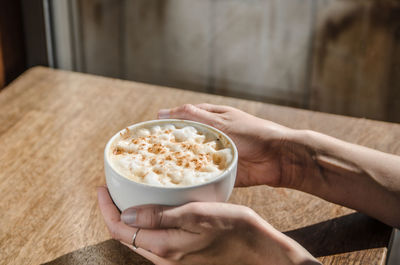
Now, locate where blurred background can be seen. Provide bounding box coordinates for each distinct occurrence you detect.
[1,0,400,123]
[0,0,399,264]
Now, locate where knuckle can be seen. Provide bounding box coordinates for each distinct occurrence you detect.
[215,116,230,132]
[149,206,164,228]
[181,203,207,224]
[210,116,224,131]
[182,104,195,114]
[185,202,204,215]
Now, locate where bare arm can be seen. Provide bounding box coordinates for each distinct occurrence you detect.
[98,103,399,265]
[287,130,400,228]
[161,104,400,228]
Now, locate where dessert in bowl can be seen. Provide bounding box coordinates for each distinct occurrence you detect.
[104,119,238,211]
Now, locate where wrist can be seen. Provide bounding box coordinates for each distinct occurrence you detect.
[277,129,321,191]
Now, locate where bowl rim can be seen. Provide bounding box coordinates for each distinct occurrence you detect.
[104,119,238,190]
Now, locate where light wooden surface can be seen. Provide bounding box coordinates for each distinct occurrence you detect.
[0,67,397,265]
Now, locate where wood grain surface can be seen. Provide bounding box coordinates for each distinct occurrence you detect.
[0,67,397,265]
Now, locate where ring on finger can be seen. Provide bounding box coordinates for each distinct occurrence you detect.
[132,228,141,249]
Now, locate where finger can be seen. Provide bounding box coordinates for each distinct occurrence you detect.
[98,187,203,259]
[97,186,120,222]
[195,103,232,113]
[97,187,139,243]
[158,104,219,127]
[122,202,247,230]
[98,191,199,257]
[122,204,220,258]
[128,203,256,259]
[121,205,183,229]
[135,229,203,260]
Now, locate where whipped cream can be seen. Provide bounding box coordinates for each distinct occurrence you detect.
[109,124,233,187]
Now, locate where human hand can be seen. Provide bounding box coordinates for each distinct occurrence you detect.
[158,104,304,188]
[97,186,320,265]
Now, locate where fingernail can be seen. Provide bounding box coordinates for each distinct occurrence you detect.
[158,109,170,119]
[121,208,137,225]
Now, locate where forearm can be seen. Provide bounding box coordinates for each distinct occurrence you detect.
[286,129,400,228]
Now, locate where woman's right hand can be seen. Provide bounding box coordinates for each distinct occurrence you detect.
[158,104,305,188]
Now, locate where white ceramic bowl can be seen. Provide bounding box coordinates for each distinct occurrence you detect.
[104,119,238,211]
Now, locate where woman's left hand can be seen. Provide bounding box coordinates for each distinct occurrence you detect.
[97,186,320,265]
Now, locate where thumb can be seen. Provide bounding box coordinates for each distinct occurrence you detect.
[122,202,257,232]
[158,104,220,128]
[121,205,182,229]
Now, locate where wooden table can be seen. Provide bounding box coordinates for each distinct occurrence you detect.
[0,67,397,265]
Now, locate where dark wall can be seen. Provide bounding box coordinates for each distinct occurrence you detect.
[0,0,27,88]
